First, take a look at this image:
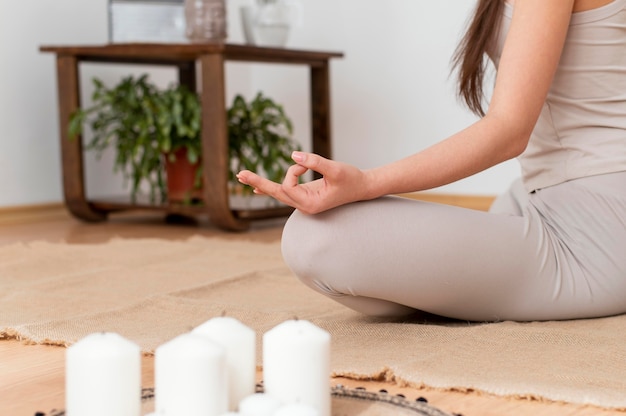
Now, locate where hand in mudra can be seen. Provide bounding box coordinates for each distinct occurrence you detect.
[236,151,370,215]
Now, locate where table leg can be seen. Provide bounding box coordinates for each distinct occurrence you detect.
[199,54,249,231]
[310,61,333,180]
[178,61,197,92]
[55,55,107,222]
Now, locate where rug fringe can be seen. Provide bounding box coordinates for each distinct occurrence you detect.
[331,367,626,412]
[1,329,72,348]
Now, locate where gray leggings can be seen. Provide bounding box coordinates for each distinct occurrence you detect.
[281,171,626,321]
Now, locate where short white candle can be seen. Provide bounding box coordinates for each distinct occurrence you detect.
[155,332,228,416]
[238,393,282,416]
[263,320,331,416]
[193,316,256,410]
[273,403,320,416]
[65,332,141,416]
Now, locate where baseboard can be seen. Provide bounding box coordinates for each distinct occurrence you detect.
[396,192,495,212]
[0,202,70,225]
[0,193,495,226]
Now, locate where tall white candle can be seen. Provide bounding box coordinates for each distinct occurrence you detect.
[65,332,141,416]
[193,316,256,410]
[238,393,282,416]
[155,332,228,416]
[263,320,331,416]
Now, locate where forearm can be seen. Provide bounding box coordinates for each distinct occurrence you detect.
[363,115,529,199]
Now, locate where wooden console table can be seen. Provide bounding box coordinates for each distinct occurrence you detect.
[40,43,343,231]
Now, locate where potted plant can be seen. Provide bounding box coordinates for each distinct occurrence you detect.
[68,75,300,207]
[227,91,301,198]
[68,74,202,204]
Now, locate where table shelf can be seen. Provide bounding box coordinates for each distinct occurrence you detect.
[87,195,294,221]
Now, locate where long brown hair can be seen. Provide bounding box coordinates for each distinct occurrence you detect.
[451,0,505,117]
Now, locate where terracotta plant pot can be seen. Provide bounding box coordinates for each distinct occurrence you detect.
[164,148,203,203]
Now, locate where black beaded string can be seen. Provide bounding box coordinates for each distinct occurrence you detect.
[38,385,456,416]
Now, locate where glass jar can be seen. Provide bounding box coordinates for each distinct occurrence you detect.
[184,0,227,43]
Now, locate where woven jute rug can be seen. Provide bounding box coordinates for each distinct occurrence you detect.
[1,237,625,410]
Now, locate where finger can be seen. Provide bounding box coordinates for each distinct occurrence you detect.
[236,170,282,196]
[291,151,336,177]
[237,169,316,210]
[237,170,303,208]
[282,163,309,188]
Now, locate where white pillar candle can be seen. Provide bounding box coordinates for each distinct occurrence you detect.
[193,316,256,410]
[155,332,228,416]
[65,332,141,416]
[238,393,282,416]
[263,320,331,416]
[273,403,320,416]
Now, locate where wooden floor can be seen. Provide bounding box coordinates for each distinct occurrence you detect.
[1,203,623,416]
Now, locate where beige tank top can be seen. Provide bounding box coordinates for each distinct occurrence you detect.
[490,0,626,192]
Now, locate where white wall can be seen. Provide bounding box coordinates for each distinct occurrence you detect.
[1,0,107,207]
[258,0,520,194]
[0,0,519,208]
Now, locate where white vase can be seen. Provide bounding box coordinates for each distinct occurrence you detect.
[240,0,302,48]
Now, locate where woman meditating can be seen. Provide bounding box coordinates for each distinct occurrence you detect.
[237,0,626,322]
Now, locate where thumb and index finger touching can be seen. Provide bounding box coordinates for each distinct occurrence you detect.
[236,151,329,193]
[290,151,332,175]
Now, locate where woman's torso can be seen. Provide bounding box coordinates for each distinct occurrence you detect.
[492,0,626,192]
[507,0,616,13]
